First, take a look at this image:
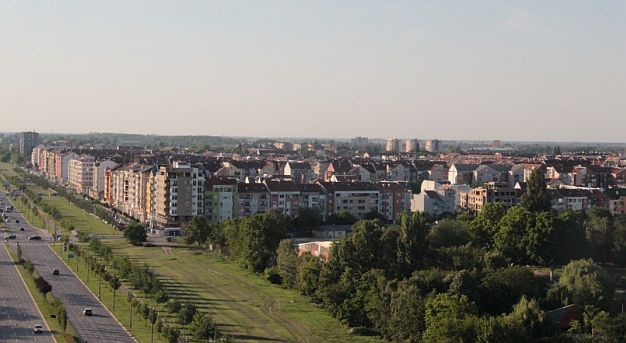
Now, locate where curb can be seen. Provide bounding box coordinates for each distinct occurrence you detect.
[2,242,57,343]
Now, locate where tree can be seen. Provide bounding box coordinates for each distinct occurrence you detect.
[479,266,543,315]
[59,308,68,332]
[163,326,180,343]
[327,211,357,225]
[167,299,181,313]
[190,312,215,341]
[505,296,547,337]
[110,275,121,310]
[35,276,52,299]
[549,259,614,310]
[185,215,210,246]
[294,207,322,234]
[427,219,470,248]
[520,169,551,212]
[276,239,298,288]
[422,293,478,343]
[16,242,22,261]
[178,303,197,325]
[494,207,535,263]
[397,212,429,276]
[224,211,289,272]
[584,208,614,262]
[387,280,426,341]
[124,224,147,246]
[296,253,322,296]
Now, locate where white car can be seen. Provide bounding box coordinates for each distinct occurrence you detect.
[33,324,43,333]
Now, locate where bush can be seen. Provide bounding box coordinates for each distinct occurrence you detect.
[265,267,283,285]
[167,300,182,313]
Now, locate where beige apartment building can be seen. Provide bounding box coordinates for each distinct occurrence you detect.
[68,155,95,194]
[464,182,519,213]
[152,162,204,230]
[111,163,152,223]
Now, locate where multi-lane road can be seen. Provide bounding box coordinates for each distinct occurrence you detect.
[1,194,135,343]
[0,240,55,343]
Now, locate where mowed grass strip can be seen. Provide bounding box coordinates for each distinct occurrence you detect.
[109,240,380,343]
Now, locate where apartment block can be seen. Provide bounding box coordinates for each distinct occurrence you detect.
[68,155,95,194]
[152,162,204,229]
[205,177,238,222]
[318,182,380,220]
[19,131,39,157]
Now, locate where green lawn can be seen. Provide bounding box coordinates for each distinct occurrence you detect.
[4,243,79,343]
[108,240,378,343]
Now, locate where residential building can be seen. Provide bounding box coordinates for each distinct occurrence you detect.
[236,182,269,218]
[153,162,204,229]
[464,182,519,213]
[90,159,118,200]
[425,139,441,153]
[68,155,95,194]
[205,177,238,222]
[378,181,411,222]
[319,182,380,221]
[411,180,456,217]
[19,131,39,156]
[448,164,479,185]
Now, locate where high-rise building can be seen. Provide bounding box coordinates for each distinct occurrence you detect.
[385,138,400,153]
[425,139,441,153]
[19,131,39,156]
[404,138,419,153]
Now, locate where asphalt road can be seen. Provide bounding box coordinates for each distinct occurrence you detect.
[0,241,55,343]
[1,195,135,343]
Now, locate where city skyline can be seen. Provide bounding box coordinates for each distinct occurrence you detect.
[1,1,625,142]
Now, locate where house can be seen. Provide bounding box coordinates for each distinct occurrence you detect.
[606,188,626,216]
[474,164,511,184]
[548,188,602,212]
[428,164,449,182]
[298,241,333,262]
[448,164,479,185]
[411,180,456,217]
[284,161,315,184]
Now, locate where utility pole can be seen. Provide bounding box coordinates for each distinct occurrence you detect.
[150,307,156,343]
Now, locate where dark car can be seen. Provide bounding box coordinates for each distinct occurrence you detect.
[83,308,93,316]
[28,235,41,240]
[5,234,16,240]
[15,219,19,223]
[19,227,25,231]
[52,268,60,276]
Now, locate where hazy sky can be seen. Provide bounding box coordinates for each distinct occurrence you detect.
[1,1,625,142]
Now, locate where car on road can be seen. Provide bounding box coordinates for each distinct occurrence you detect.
[83,308,93,316]
[4,234,16,240]
[33,324,43,333]
[19,227,25,231]
[52,268,60,275]
[28,235,41,240]
[15,219,19,223]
